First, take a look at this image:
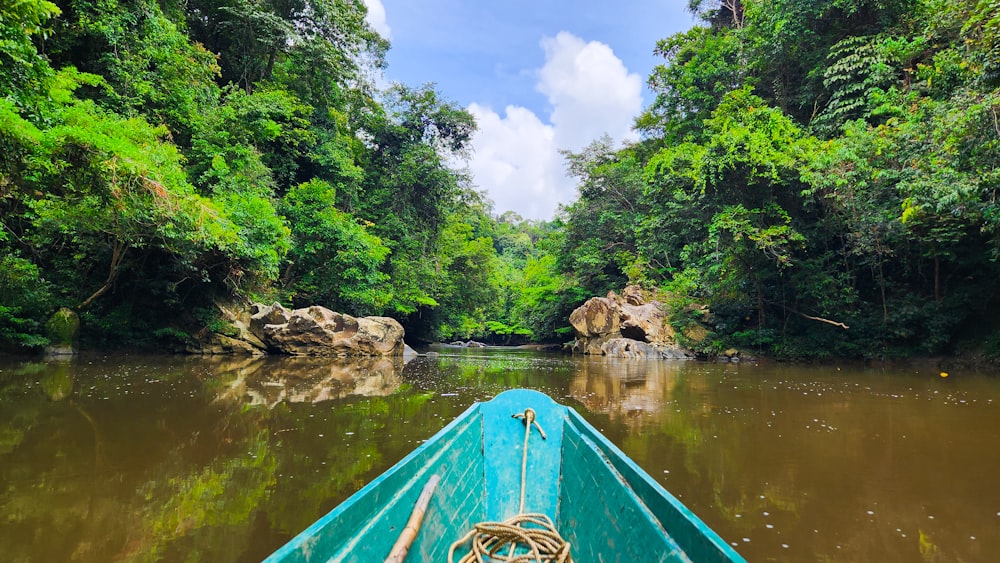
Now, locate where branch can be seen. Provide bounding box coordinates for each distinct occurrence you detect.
[79,240,128,310]
[765,299,849,329]
[797,311,850,330]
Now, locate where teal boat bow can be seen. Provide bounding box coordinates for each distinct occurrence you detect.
[265,389,745,562]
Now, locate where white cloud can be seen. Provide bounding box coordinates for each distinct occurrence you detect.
[468,32,643,221]
[468,104,562,221]
[362,0,391,39]
[538,32,642,150]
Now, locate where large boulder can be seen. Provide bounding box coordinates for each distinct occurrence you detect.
[187,301,268,355]
[188,302,407,357]
[569,295,620,338]
[567,286,692,359]
[249,303,405,357]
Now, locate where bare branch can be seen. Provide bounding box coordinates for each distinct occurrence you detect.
[79,240,128,310]
[764,299,849,329]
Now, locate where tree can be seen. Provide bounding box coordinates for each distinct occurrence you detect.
[637,26,744,143]
[279,179,390,314]
[0,0,60,111]
[184,0,387,95]
[356,84,476,317]
[558,137,647,294]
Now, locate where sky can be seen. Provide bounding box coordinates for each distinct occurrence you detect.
[363,1,698,221]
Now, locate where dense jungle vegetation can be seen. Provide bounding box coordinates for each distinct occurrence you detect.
[2,0,1000,360]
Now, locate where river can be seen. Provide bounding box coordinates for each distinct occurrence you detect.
[0,348,997,562]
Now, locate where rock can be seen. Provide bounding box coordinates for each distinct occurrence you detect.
[354,316,406,355]
[256,306,405,356]
[215,302,268,350]
[249,302,293,341]
[403,344,420,362]
[45,307,79,356]
[681,323,710,344]
[446,340,487,348]
[621,285,646,306]
[600,338,692,359]
[188,302,270,355]
[567,285,694,359]
[189,302,407,357]
[620,302,676,344]
[189,333,265,356]
[569,297,620,338]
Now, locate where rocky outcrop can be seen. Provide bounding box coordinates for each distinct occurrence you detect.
[44,307,79,356]
[189,302,407,357]
[187,301,268,356]
[567,286,693,359]
[248,303,405,356]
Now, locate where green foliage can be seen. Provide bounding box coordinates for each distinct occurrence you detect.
[6,0,999,358]
[559,137,646,294]
[189,86,314,197]
[357,84,478,319]
[279,179,390,313]
[709,203,805,269]
[550,0,1000,359]
[0,0,59,109]
[185,0,387,96]
[638,26,744,142]
[701,86,810,194]
[0,256,53,349]
[740,0,918,120]
[811,35,899,134]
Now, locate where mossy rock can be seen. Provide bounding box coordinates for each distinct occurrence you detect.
[45,307,79,354]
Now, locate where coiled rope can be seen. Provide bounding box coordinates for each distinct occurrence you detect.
[448,408,573,563]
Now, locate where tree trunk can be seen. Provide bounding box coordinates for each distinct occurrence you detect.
[79,241,127,310]
[878,260,888,324]
[934,254,941,303]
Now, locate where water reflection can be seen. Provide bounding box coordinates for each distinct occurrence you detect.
[40,362,74,401]
[568,357,685,420]
[209,356,407,407]
[0,352,997,563]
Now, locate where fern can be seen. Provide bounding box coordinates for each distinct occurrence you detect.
[813,35,897,136]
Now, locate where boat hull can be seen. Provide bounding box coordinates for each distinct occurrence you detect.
[265,389,745,562]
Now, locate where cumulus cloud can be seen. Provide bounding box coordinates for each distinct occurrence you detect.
[468,104,561,221]
[362,0,391,39]
[468,32,642,221]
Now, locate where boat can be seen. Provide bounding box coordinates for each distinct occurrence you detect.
[264,388,746,562]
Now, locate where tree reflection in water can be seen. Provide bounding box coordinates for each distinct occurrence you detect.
[0,351,998,563]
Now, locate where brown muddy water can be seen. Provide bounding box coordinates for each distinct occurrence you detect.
[0,348,997,562]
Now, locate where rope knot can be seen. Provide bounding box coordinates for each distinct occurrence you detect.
[512,408,547,440]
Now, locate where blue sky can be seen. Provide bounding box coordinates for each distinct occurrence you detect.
[364,1,697,220]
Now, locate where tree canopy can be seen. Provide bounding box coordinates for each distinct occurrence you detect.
[561,0,1000,359]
